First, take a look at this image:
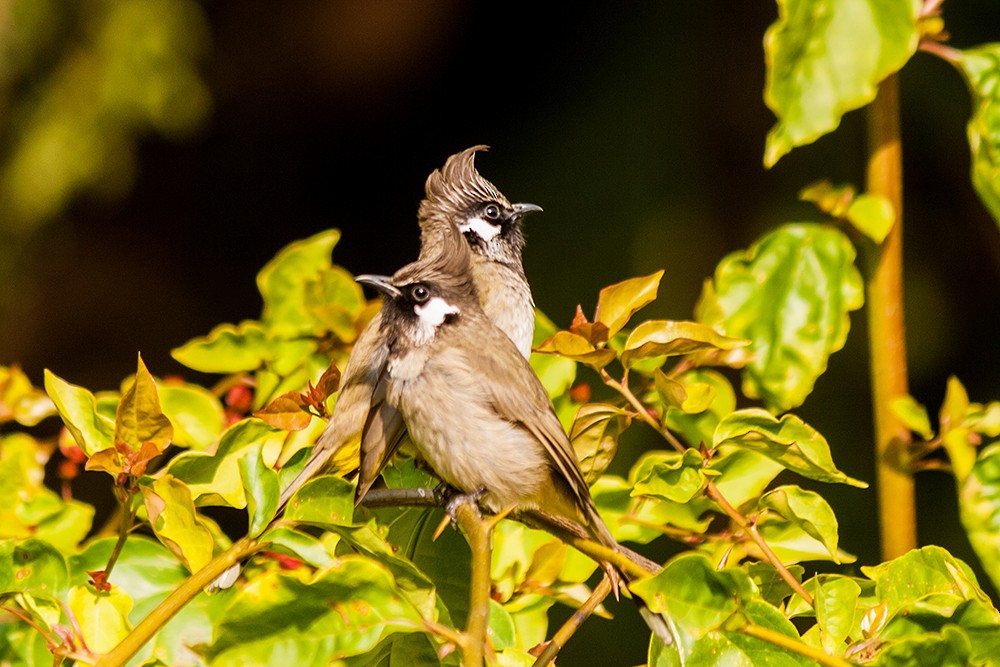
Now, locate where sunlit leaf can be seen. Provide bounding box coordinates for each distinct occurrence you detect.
[958,44,1000,230]
[239,444,280,537]
[258,229,340,336]
[43,369,114,456]
[140,475,214,572]
[759,485,843,561]
[530,309,577,399]
[940,376,975,484]
[799,180,856,218]
[846,193,895,243]
[0,538,69,597]
[631,449,706,504]
[283,475,356,529]
[620,320,748,369]
[205,559,425,664]
[763,0,920,166]
[714,409,867,487]
[489,600,517,651]
[959,443,1000,594]
[67,584,133,654]
[890,395,934,440]
[0,365,55,426]
[159,382,225,450]
[115,354,173,451]
[594,270,664,337]
[535,331,616,369]
[874,625,973,667]
[698,224,864,412]
[812,575,861,653]
[305,265,367,342]
[663,369,737,448]
[253,391,313,431]
[569,403,631,483]
[171,320,270,373]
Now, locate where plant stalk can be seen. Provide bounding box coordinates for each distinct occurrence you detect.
[452,499,492,667]
[865,73,916,561]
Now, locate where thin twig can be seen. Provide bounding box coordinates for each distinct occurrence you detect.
[705,481,814,607]
[918,39,961,64]
[532,576,614,667]
[739,623,856,667]
[101,499,138,583]
[451,498,492,667]
[599,369,685,454]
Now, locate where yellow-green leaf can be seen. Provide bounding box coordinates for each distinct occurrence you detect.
[171,320,270,373]
[890,395,934,440]
[141,475,214,572]
[958,45,1000,230]
[159,383,225,450]
[43,369,114,456]
[569,403,631,483]
[258,229,340,336]
[594,270,664,337]
[535,331,616,369]
[115,354,173,451]
[621,320,749,369]
[846,193,895,243]
[0,365,55,426]
[67,584,133,654]
[763,0,921,166]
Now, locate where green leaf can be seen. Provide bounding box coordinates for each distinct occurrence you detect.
[43,369,114,456]
[166,419,284,508]
[258,229,341,336]
[205,559,425,665]
[159,383,225,450]
[489,600,517,651]
[283,475,356,528]
[140,475,215,573]
[594,270,664,337]
[707,448,785,510]
[846,193,895,243]
[620,320,749,369]
[631,449,706,504]
[698,224,864,412]
[259,527,334,569]
[67,584,133,654]
[813,576,861,652]
[239,444,280,537]
[861,546,994,621]
[305,265,367,342]
[763,0,920,166]
[958,45,1000,230]
[171,320,270,373]
[714,409,867,487]
[569,403,631,484]
[115,354,173,451]
[663,369,737,448]
[890,395,934,440]
[534,331,616,369]
[874,625,973,667]
[0,538,69,597]
[630,553,740,637]
[759,485,843,561]
[959,443,1000,594]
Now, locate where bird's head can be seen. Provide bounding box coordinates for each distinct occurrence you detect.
[419,145,542,267]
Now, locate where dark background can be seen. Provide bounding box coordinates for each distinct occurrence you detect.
[2,3,999,663]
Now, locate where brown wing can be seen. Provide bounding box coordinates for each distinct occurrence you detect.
[355,372,409,504]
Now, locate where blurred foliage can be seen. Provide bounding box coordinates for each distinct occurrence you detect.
[1,1,1000,666]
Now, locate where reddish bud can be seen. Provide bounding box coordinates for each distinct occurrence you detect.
[569,383,592,403]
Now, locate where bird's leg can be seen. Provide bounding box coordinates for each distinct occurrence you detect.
[433,487,487,540]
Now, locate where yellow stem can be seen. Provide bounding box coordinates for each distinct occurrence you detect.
[739,623,856,667]
[532,576,613,667]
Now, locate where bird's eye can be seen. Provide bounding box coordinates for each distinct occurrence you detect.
[483,203,501,220]
[410,284,430,303]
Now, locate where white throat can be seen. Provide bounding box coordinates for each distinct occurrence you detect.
[459,216,501,242]
[412,296,460,345]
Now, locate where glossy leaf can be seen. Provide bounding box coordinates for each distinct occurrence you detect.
[489,600,517,651]
[698,224,863,412]
[959,443,1000,593]
[569,403,631,483]
[812,576,861,653]
[205,559,425,665]
[159,383,225,450]
[67,584,133,654]
[258,229,340,336]
[305,265,367,342]
[0,538,69,597]
[283,475,356,528]
[620,320,748,369]
[594,270,664,337]
[707,447,785,510]
[763,0,920,166]
[140,475,214,572]
[714,409,867,487]
[239,444,280,537]
[663,369,737,448]
[890,395,934,440]
[534,330,616,369]
[759,485,843,561]
[115,354,173,451]
[43,369,114,456]
[958,44,1000,230]
[171,320,270,373]
[874,626,973,667]
[631,449,706,504]
[530,309,577,399]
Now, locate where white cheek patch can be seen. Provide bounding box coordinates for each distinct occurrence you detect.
[459,216,501,242]
[414,296,460,328]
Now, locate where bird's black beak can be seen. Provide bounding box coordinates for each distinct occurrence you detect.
[356,274,402,299]
[512,202,543,218]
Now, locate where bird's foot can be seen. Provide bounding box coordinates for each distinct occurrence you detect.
[432,487,487,540]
